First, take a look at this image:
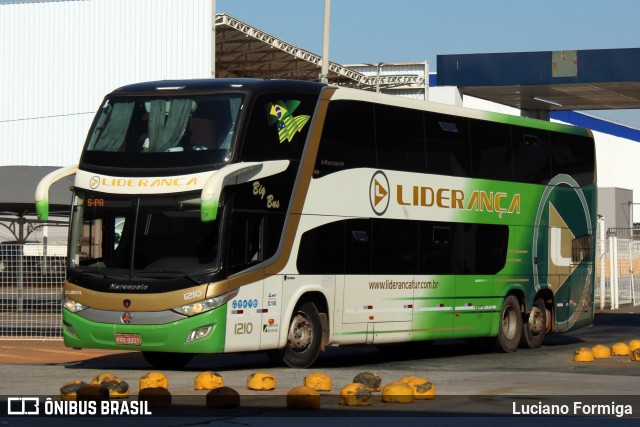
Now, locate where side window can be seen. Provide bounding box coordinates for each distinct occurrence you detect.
[462,223,509,274]
[425,113,471,177]
[227,211,284,275]
[550,132,595,187]
[241,93,318,161]
[296,221,345,274]
[470,120,513,181]
[227,213,263,274]
[315,101,376,177]
[297,218,509,276]
[572,234,593,263]
[419,222,463,274]
[345,219,372,274]
[512,127,551,184]
[375,105,426,172]
[372,220,419,274]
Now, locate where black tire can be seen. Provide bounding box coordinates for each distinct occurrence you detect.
[279,301,322,368]
[142,351,194,369]
[495,295,522,353]
[520,297,547,349]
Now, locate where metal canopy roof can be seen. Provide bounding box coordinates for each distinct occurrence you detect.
[0,166,73,216]
[215,14,425,90]
[437,48,640,111]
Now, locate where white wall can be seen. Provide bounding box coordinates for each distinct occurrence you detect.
[0,0,212,167]
[590,130,640,223]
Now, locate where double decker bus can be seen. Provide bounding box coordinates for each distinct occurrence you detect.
[36,79,596,368]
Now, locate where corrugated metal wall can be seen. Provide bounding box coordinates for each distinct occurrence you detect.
[1,0,212,167]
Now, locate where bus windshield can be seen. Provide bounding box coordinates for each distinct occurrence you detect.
[68,191,221,280]
[81,94,244,169]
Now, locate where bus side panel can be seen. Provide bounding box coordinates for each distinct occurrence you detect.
[259,275,283,350]
[224,281,263,352]
[535,182,596,332]
[342,275,413,324]
[452,275,495,338]
[412,276,455,341]
[332,275,370,345]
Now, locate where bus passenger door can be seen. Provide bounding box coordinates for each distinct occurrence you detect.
[223,212,267,353]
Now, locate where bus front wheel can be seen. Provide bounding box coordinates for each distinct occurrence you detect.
[495,295,522,353]
[520,297,547,349]
[280,301,322,368]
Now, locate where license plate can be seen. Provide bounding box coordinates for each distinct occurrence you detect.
[115,333,141,346]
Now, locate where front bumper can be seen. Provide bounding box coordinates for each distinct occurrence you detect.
[62,305,227,353]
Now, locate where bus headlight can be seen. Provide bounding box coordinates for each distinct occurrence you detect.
[63,296,88,313]
[187,326,213,343]
[172,289,238,317]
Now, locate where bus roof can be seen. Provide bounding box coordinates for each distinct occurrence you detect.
[330,86,593,138]
[108,78,591,138]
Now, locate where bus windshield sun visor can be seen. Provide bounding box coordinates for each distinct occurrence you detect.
[200,160,290,222]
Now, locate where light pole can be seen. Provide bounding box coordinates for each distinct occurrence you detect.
[376,62,384,92]
[211,0,216,78]
[320,0,331,83]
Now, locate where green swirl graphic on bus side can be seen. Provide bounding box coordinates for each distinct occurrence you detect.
[532,174,595,331]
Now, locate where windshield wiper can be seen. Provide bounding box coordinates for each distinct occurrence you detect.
[68,270,128,281]
[135,271,202,285]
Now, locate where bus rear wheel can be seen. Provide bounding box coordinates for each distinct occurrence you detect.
[520,297,547,349]
[142,351,194,369]
[495,295,522,353]
[280,301,322,368]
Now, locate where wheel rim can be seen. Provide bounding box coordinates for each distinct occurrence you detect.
[288,312,313,351]
[528,306,544,336]
[502,305,517,340]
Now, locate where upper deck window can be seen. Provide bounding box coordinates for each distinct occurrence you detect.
[241,93,319,162]
[82,94,244,171]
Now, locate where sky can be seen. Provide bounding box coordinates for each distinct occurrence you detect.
[216,0,640,128]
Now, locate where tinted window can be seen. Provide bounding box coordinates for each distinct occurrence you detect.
[375,104,426,172]
[297,221,345,274]
[372,220,419,274]
[315,101,376,177]
[226,182,286,275]
[242,93,318,161]
[419,222,463,274]
[227,212,285,275]
[425,113,471,177]
[550,132,595,186]
[512,127,551,184]
[296,219,508,276]
[81,95,243,171]
[462,223,509,274]
[345,219,372,274]
[470,120,513,181]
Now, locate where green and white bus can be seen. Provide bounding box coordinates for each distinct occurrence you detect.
[36,79,596,368]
